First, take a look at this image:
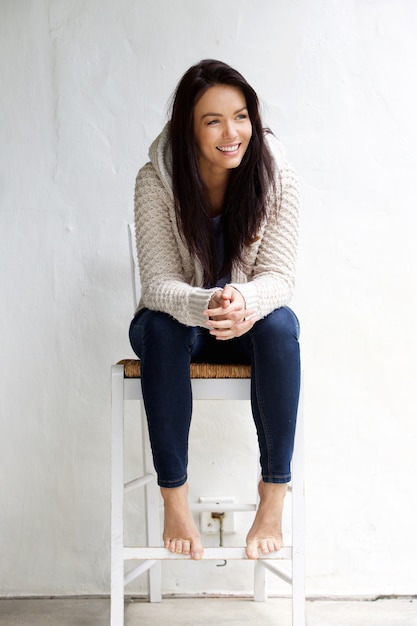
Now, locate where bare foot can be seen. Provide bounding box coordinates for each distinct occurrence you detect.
[161,483,203,560]
[246,481,288,559]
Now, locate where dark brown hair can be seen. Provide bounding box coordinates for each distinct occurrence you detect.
[170,59,276,286]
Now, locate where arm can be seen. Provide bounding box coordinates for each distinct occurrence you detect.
[134,163,219,327]
[229,157,300,319]
[203,146,300,340]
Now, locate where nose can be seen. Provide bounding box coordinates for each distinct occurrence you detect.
[223,120,237,139]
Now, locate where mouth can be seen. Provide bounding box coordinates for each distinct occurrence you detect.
[216,143,241,154]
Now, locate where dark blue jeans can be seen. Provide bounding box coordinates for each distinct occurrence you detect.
[129,306,301,488]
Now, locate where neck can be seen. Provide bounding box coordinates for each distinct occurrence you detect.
[199,158,229,188]
[206,180,227,217]
[200,168,229,218]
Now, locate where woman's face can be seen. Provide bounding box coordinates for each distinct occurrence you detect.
[193,84,252,180]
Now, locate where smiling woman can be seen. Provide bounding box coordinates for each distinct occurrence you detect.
[129,59,301,562]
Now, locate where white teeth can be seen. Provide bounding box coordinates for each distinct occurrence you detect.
[217,144,239,152]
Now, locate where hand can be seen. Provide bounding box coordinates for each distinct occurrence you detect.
[204,286,257,340]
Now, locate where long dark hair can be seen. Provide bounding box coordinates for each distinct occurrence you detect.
[170,59,276,285]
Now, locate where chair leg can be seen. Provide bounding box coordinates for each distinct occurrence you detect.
[254,468,268,602]
[141,401,162,602]
[291,490,305,626]
[291,382,305,626]
[254,561,268,602]
[253,378,305,625]
[111,364,125,626]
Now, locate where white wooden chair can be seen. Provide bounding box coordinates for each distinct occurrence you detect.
[110,224,305,626]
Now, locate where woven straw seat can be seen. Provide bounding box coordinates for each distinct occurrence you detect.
[118,358,251,380]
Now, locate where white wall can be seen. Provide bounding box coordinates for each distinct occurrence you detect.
[1,0,417,598]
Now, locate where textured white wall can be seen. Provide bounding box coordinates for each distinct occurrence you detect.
[1,0,417,598]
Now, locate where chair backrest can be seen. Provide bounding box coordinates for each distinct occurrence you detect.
[128,223,141,312]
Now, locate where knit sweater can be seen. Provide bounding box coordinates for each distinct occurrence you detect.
[133,123,300,328]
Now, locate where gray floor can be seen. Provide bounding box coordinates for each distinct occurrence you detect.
[0,597,416,626]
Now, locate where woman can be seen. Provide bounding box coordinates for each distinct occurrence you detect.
[129,59,300,561]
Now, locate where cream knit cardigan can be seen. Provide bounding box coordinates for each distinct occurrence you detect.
[133,123,300,328]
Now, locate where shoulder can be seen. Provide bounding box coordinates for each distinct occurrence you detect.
[265,131,295,173]
[136,161,159,185]
[265,133,299,192]
[135,162,170,199]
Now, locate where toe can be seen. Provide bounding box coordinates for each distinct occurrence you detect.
[260,536,282,554]
[272,535,284,552]
[266,537,276,553]
[258,537,270,554]
[191,539,204,560]
[246,539,259,560]
[165,538,180,553]
[165,537,195,556]
[182,539,191,555]
[174,539,184,553]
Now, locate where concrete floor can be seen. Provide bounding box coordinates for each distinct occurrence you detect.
[0,597,415,626]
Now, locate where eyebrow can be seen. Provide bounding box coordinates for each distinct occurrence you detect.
[200,106,248,119]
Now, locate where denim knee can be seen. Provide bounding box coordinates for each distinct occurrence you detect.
[129,309,194,358]
[250,307,301,376]
[250,306,300,345]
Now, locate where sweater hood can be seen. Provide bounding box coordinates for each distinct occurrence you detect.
[148,122,174,198]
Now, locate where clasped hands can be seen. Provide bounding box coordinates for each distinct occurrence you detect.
[203,285,257,340]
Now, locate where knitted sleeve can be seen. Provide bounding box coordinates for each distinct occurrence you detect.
[133,163,219,327]
[229,155,300,319]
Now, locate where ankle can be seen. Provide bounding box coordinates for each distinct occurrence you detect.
[161,483,189,506]
[258,481,288,506]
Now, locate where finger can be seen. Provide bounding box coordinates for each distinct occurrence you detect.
[221,285,235,300]
[207,290,224,311]
[211,329,236,341]
[216,317,257,339]
[209,318,258,341]
[206,311,257,331]
[204,304,236,319]
[204,305,227,318]
[207,314,249,328]
[205,304,255,320]
[233,317,258,335]
[207,319,234,331]
[226,309,256,322]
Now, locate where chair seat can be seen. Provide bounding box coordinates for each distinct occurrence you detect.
[117,359,251,379]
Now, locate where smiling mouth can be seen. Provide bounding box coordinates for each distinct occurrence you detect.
[216,143,241,153]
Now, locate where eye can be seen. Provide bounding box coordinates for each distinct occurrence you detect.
[236,113,248,121]
[207,119,220,126]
